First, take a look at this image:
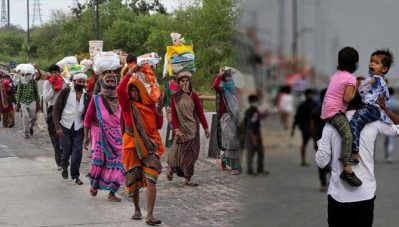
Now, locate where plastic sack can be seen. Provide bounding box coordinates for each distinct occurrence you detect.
[15,64,35,75]
[166,45,196,75]
[137,52,160,67]
[56,56,78,69]
[80,59,93,73]
[93,52,121,75]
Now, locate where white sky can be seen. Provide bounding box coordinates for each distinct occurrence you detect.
[5,0,181,29]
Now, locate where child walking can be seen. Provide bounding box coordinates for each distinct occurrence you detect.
[350,49,394,166]
[321,47,359,187]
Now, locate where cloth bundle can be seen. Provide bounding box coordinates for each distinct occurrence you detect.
[57,56,78,69]
[93,52,121,75]
[15,64,35,75]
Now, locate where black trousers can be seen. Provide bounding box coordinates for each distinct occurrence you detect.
[46,106,62,167]
[59,124,84,179]
[328,195,375,227]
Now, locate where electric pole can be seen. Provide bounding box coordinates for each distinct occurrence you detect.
[96,0,100,40]
[292,0,298,70]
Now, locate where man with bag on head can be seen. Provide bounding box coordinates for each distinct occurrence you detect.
[52,73,91,185]
[15,64,40,139]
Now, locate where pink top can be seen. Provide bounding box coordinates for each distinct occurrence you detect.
[321,70,357,120]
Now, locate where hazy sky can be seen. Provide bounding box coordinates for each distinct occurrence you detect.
[243,0,399,78]
[6,0,180,28]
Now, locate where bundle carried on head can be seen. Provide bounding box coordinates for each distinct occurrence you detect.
[131,53,161,104]
[15,64,35,75]
[56,56,78,69]
[165,32,196,76]
[93,51,121,75]
[80,59,94,73]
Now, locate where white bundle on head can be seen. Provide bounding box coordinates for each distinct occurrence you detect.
[15,64,35,75]
[93,52,121,75]
[137,52,160,67]
[57,56,78,69]
[80,59,94,73]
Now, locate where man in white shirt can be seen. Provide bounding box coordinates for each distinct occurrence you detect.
[43,65,67,170]
[316,94,399,227]
[53,73,90,185]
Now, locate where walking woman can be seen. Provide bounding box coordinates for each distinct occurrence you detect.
[212,68,241,175]
[167,71,210,186]
[83,72,124,202]
[117,64,164,225]
[0,73,15,127]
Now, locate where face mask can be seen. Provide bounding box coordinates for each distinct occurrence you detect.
[74,84,85,91]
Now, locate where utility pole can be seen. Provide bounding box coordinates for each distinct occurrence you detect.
[27,0,30,61]
[96,0,100,40]
[7,0,9,27]
[292,0,298,70]
[278,0,285,55]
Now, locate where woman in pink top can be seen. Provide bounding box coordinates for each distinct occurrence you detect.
[321,47,360,187]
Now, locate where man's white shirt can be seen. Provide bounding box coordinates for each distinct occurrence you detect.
[316,110,399,202]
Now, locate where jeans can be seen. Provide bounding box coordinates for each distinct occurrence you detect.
[46,106,62,167]
[59,124,84,179]
[350,103,380,153]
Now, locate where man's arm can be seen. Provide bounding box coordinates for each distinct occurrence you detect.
[315,124,332,168]
[378,96,399,124]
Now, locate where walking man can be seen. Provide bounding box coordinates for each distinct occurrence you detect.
[43,64,67,170]
[15,64,40,139]
[53,73,90,185]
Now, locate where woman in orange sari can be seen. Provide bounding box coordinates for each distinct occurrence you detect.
[116,64,164,226]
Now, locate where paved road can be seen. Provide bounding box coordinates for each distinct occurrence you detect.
[0,110,242,227]
[242,113,399,227]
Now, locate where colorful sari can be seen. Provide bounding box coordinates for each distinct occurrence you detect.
[0,78,15,127]
[122,77,164,196]
[88,95,124,193]
[219,80,241,170]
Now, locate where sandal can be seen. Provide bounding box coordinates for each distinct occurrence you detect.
[231,170,241,175]
[89,188,98,197]
[146,218,162,225]
[131,210,143,220]
[184,181,199,187]
[340,171,362,187]
[107,193,122,202]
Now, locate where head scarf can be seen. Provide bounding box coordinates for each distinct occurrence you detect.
[100,73,119,114]
[127,76,152,106]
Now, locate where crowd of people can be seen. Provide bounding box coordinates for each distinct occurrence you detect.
[0,34,270,225]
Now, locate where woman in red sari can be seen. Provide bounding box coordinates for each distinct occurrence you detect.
[117,64,164,225]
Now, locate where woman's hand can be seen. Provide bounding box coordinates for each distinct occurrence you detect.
[377,96,386,111]
[175,128,182,138]
[205,128,210,139]
[83,137,90,150]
